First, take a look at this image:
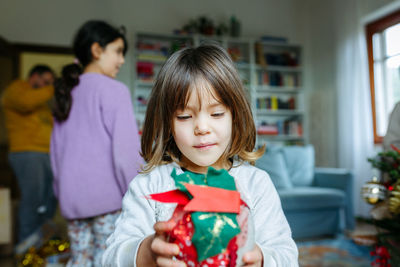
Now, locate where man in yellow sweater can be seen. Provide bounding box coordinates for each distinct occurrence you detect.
[2,65,57,243]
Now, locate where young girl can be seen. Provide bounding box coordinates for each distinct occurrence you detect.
[102,43,298,266]
[50,20,142,266]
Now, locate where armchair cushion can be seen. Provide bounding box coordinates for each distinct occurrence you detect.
[282,145,315,186]
[255,147,293,189]
[279,187,345,211]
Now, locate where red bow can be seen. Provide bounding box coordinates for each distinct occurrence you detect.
[148,183,241,213]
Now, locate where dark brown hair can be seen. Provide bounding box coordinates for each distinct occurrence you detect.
[53,20,127,122]
[141,43,264,172]
[29,64,54,77]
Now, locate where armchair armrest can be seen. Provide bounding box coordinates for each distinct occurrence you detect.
[313,167,355,230]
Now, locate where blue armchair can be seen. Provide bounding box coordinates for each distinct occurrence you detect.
[255,145,354,239]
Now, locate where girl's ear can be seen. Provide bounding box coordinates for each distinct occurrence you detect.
[90,42,103,60]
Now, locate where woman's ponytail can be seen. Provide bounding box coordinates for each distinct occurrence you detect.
[53,63,82,122]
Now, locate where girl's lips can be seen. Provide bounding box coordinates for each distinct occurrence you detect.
[194,143,215,149]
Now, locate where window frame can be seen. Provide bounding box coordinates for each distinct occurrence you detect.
[366,9,400,144]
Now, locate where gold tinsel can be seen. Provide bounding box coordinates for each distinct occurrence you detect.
[389,182,400,215]
[19,239,70,267]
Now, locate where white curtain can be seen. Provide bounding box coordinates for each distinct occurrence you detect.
[335,0,378,217]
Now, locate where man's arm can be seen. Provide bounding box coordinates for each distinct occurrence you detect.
[2,80,54,113]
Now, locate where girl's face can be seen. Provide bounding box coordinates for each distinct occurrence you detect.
[173,82,232,174]
[96,38,125,78]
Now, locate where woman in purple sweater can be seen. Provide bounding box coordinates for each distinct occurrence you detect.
[50,20,142,266]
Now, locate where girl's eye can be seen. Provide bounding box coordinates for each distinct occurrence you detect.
[176,115,191,120]
[211,112,224,117]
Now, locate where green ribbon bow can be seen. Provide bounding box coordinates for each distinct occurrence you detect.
[171,167,241,262]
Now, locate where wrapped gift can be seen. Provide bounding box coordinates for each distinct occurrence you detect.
[148,167,254,267]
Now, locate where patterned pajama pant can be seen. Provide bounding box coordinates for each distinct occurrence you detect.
[66,210,120,267]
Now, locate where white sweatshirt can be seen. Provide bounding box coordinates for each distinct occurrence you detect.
[102,161,298,267]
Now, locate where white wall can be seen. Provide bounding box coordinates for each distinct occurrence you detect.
[303,0,398,167]
[0,1,110,45]
[0,0,307,87]
[299,0,339,167]
[0,0,306,44]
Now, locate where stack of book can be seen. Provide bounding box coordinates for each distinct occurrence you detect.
[264,52,298,67]
[258,72,298,87]
[136,40,170,62]
[256,96,296,110]
[257,119,302,136]
[136,62,154,82]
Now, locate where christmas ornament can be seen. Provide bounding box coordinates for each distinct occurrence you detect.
[148,167,254,267]
[362,177,387,204]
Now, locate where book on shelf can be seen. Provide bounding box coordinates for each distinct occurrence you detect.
[257,118,302,136]
[256,71,270,85]
[265,52,299,67]
[255,42,267,66]
[137,77,154,83]
[137,53,167,62]
[288,97,295,110]
[257,124,279,135]
[137,61,154,74]
[136,39,170,62]
[137,40,170,54]
[258,72,299,87]
[271,96,278,110]
[277,97,296,110]
[256,96,296,110]
[228,46,243,63]
[282,73,296,87]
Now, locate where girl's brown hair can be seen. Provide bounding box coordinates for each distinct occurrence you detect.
[141,43,264,172]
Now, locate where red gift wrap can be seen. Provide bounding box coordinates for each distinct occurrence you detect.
[166,201,254,267]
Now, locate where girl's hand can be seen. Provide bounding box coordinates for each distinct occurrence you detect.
[151,221,186,267]
[242,245,263,267]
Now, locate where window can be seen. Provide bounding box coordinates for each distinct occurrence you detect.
[366,9,400,144]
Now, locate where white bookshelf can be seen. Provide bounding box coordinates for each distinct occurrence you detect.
[133,32,306,146]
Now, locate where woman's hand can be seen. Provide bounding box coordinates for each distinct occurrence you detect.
[151,221,186,267]
[242,245,263,267]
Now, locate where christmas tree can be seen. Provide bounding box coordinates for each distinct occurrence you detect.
[364,145,400,266]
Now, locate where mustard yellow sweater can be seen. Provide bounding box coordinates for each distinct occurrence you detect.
[2,80,54,153]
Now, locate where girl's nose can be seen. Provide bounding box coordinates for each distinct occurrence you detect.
[194,116,210,135]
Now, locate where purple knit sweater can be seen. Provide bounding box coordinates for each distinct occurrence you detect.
[50,73,143,219]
